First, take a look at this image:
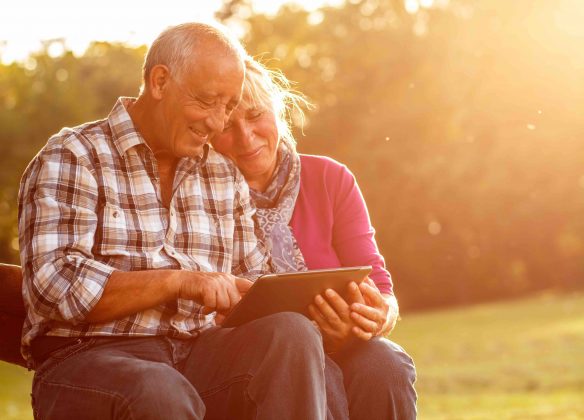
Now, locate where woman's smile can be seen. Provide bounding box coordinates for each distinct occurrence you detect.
[237,146,264,160]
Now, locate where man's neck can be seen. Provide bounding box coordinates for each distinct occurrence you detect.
[126,95,161,154]
[128,96,178,207]
[156,153,178,209]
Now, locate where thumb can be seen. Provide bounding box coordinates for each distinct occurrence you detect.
[235,277,254,296]
[201,306,215,315]
[215,312,227,325]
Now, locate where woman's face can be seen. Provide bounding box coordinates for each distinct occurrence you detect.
[212,105,280,191]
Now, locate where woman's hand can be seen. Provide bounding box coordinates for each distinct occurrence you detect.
[308,282,365,353]
[349,278,399,339]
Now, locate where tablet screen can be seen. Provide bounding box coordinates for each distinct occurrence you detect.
[222,266,372,328]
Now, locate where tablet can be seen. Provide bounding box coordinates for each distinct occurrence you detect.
[221,266,372,328]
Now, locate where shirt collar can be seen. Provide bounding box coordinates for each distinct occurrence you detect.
[108,97,146,157]
[199,143,210,165]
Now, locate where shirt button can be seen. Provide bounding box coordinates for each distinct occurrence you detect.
[113,211,119,218]
[170,210,175,217]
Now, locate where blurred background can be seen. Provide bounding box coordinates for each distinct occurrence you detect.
[1,0,583,418]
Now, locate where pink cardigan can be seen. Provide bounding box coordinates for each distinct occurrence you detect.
[289,154,393,295]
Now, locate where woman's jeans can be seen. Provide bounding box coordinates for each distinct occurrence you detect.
[329,337,417,420]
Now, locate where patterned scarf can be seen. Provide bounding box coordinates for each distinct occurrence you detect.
[250,142,307,273]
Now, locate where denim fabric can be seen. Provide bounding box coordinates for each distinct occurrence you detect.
[31,312,331,420]
[31,337,205,420]
[330,337,418,420]
[181,312,328,419]
[324,355,350,420]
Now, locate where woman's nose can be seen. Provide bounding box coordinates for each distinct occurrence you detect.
[234,120,254,146]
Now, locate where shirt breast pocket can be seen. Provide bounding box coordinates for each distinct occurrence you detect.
[96,203,130,254]
[96,203,162,256]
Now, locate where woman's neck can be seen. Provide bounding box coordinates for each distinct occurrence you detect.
[247,174,272,193]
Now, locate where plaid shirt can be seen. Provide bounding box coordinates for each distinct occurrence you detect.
[18,97,268,360]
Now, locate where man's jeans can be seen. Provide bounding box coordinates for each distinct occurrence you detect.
[31,312,329,420]
[31,312,416,419]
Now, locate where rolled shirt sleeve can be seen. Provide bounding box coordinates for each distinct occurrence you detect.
[19,138,115,324]
[331,162,393,295]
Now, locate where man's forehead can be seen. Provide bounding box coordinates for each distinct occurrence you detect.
[183,62,243,101]
[195,36,244,63]
[187,49,244,80]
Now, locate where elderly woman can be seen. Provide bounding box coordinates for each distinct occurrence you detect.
[212,58,417,419]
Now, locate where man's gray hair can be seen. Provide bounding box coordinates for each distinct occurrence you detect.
[142,22,246,91]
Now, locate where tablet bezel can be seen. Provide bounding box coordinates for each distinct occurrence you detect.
[221,266,372,328]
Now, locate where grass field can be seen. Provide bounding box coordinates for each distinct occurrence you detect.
[390,292,584,419]
[1,292,583,419]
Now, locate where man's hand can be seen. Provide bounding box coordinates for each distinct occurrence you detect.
[350,278,398,339]
[177,271,253,314]
[307,281,365,353]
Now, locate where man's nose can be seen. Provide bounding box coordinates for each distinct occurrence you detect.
[206,105,227,134]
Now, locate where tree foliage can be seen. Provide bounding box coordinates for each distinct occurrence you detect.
[0,41,145,263]
[0,0,582,310]
[220,0,584,309]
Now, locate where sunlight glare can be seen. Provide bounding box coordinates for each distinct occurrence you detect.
[428,221,442,235]
[405,0,420,14]
[0,1,220,63]
[47,42,66,59]
[555,0,584,38]
[0,0,342,64]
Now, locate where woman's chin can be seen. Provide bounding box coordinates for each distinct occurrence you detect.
[237,154,269,176]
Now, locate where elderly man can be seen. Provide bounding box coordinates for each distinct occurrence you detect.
[19,22,330,419]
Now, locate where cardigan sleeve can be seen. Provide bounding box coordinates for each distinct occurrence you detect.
[329,161,393,295]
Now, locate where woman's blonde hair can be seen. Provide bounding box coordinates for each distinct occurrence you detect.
[239,57,311,149]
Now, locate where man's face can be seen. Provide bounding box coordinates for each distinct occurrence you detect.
[156,50,244,160]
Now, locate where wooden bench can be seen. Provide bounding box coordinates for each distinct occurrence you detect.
[0,263,27,367]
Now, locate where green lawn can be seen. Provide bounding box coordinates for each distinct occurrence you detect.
[2,292,583,419]
[0,362,33,420]
[390,292,584,419]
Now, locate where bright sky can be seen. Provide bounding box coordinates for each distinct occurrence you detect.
[0,0,343,64]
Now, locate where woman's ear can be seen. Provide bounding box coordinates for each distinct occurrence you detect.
[148,64,171,100]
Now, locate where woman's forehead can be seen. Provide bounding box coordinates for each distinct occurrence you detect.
[238,92,269,111]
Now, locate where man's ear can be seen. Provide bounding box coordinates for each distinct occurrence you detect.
[148,64,171,100]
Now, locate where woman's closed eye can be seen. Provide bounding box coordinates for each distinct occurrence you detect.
[247,109,264,120]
